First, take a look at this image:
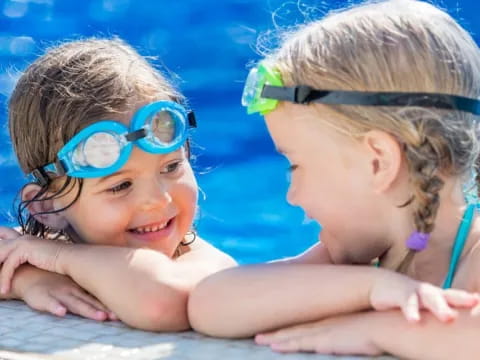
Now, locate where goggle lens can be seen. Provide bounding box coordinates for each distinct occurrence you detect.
[74,132,122,169]
[241,67,260,108]
[149,110,177,144]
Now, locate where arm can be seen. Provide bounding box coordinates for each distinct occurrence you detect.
[255,308,480,359]
[368,309,480,360]
[1,264,36,300]
[188,263,382,338]
[56,238,236,331]
[188,260,476,338]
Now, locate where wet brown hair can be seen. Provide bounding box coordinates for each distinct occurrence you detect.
[9,37,186,241]
[267,0,480,272]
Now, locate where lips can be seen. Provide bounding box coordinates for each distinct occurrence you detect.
[128,216,176,242]
[129,220,170,234]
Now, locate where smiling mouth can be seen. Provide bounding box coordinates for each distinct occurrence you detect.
[128,218,174,234]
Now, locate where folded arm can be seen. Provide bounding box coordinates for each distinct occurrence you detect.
[56,238,236,331]
[188,263,384,338]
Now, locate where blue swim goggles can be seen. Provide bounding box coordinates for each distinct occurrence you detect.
[30,100,196,186]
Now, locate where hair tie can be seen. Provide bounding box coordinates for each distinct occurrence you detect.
[406,231,430,251]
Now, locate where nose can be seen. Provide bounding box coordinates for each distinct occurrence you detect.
[137,178,173,212]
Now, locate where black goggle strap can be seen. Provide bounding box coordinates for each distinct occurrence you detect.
[187,111,197,128]
[262,85,480,115]
[30,160,67,187]
[125,129,147,142]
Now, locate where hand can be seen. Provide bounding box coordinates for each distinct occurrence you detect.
[18,269,117,321]
[255,313,383,356]
[370,270,480,323]
[0,226,67,294]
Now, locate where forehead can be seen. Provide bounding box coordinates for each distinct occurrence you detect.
[264,102,357,156]
[264,103,323,151]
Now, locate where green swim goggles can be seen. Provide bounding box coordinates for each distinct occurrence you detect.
[241,61,480,116]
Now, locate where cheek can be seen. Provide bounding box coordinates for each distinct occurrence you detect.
[63,196,131,245]
[172,171,198,225]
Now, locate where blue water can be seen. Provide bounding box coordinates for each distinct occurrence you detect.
[0,0,478,263]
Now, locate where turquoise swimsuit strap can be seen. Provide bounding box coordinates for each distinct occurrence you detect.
[442,203,476,289]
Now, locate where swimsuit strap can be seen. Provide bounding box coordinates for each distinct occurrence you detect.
[442,203,477,289]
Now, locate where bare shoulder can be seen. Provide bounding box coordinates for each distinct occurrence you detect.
[177,237,237,269]
[459,237,480,291]
[277,242,332,265]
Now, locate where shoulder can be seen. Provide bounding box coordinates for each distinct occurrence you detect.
[278,242,333,265]
[459,237,480,291]
[177,237,237,268]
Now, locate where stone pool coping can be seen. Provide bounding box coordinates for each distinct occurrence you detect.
[0,300,396,359]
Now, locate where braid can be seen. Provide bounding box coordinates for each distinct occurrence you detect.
[397,135,444,273]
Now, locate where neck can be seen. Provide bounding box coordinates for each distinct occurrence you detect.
[379,179,476,285]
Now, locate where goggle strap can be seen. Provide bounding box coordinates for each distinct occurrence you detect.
[125,129,147,142]
[30,160,67,186]
[31,167,51,187]
[262,85,298,102]
[263,85,480,115]
[187,111,197,128]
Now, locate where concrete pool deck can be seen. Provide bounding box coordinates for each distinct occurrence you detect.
[0,300,397,359]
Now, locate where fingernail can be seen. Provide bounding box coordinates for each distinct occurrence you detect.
[95,311,106,320]
[443,311,457,322]
[0,286,7,295]
[255,335,267,345]
[55,306,66,316]
[407,313,420,323]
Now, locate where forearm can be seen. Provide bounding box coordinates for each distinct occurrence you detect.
[365,310,480,360]
[2,264,46,300]
[58,245,193,331]
[188,263,381,338]
[57,244,229,331]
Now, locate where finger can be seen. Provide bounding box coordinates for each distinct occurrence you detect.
[24,294,67,317]
[0,227,21,241]
[418,284,457,322]
[70,289,118,320]
[470,303,480,316]
[401,292,421,323]
[270,335,317,353]
[55,292,108,321]
[70,288,110,313]
[271,333,383,356]
[443,289,480,308]
[0,248,25,294]
[256,325,312,345]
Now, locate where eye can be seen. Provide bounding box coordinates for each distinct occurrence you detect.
[288,164,298,172]
[107,181,132,194]
[286,164,298,182]
[161,160,183,174]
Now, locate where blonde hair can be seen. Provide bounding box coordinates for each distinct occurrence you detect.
[9,37,185,240]
[268,0,480,271]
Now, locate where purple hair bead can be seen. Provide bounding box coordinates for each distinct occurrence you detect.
[406,231,430,251]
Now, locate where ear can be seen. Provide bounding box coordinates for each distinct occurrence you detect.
[361,130,404,193]
[21,184,70,230]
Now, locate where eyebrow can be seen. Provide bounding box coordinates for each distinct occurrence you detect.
[95,170,129,185]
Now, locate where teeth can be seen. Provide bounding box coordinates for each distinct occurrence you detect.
[132,221,168,234]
